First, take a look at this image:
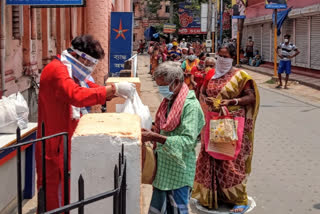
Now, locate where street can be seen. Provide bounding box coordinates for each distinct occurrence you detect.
[137,55,320,214]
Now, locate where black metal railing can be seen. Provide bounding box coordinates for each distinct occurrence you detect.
[0,123,126,214]
[44,144,127,214]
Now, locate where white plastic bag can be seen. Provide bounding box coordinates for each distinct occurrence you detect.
[118,91,152,130]
[8,92,29,129]
[0,96,18,133]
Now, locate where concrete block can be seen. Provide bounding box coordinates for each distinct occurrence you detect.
[71,113,142,214]
[106,78,141,113]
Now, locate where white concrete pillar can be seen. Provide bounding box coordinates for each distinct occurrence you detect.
[71,113,141,214]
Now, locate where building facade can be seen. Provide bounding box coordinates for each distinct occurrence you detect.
[133,0,170,50]
[243,0,320,70]
[0,0,132,120]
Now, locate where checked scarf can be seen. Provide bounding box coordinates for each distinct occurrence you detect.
[155,83,189,133]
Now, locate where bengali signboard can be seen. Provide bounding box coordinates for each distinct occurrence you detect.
[163,24,176,34]
[232,0,247,19]
[6,0,84,5]
[178,28,206,35]
[178,2,206,34]
[265,0,287,9]
[109,12,133,76]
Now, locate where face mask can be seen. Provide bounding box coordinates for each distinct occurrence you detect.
[188,55,197,61]
[284,39,289,43]
[66,55,95,81]
[158,80,175,100]
[213,56,233,79]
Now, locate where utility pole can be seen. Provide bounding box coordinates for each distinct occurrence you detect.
[207,0,212,40]
[219,0,223,45]
[169,1,174,24]
[169,0,174,40]
[273,9,278,77]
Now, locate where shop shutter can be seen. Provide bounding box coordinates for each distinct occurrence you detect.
[253,24,262,54]
[241,25,248,51]
[281,18,293,40]
[262,23,271,62]
[310,15,320,70]
[271,24,275,62]
[295,17,308,67]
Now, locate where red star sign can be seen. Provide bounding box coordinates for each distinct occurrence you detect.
[113,19,129,40]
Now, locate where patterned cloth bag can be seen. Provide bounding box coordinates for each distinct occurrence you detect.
[204,106,245,160]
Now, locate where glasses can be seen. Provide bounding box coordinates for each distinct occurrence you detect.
[206,64,214,68]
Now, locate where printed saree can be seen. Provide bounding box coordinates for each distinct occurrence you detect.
[184,59,199,90]
[192,69,260,209]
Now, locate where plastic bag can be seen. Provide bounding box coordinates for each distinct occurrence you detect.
[117,91,152,130]
[8,92,29,129]
[0,96,18,133]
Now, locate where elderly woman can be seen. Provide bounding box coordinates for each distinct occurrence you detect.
[142,61,205,214]
[192,43,260,214]
[191,56,216,99]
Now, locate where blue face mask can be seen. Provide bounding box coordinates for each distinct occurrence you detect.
[158,81,175,100]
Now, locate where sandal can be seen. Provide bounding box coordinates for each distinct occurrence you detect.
[275,85,282,89]
[230,204,250,214]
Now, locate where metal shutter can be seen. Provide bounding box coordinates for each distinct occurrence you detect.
[271,24,275,62]
[262,23,271,62]
[247,25,255,42]
[241,25,248,51]
[281,18,293,40]
[253,24,261,55]
[311,15,320,70]
[295,17,308,67]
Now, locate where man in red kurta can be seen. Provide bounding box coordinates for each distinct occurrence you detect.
[36,35,135,211]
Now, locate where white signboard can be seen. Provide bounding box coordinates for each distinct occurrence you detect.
[232,19,238,39]
[201,3,215,33]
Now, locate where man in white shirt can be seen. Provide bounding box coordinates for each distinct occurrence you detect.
[276,34,300,89]
[180,38,187,49]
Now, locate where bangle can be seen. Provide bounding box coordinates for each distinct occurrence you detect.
[233,98,239,106]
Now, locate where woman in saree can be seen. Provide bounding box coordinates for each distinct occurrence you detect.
[192,43,260,214]
[181,48,199,90]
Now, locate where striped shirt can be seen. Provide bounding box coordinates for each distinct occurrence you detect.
[279,43,298,61]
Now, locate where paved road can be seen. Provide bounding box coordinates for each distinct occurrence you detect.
[248,86,320,214]
[137,55,320,214]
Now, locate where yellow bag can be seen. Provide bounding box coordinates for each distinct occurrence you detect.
[141,142,157,185]
[209,106,238,144]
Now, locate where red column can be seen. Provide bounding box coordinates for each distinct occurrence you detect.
[22,6,31,66]
[56,8,62,54]
[65,8,71,48]
[124,0,131,12]
[41,8,49,65]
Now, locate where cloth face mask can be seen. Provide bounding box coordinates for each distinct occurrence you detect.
[212,56,233,79]
[188,55,197,62]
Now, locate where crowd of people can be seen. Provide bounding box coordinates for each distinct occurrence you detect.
[143,37,260,214]
[147,38,213,96]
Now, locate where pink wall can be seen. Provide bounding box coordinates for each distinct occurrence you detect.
[86,0,113,87]
[246,0,320,19]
